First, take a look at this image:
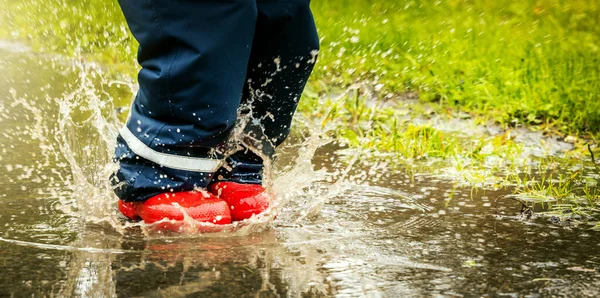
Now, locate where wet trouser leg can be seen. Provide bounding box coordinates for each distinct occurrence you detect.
[112,0,319,202]
[214,0,320,184]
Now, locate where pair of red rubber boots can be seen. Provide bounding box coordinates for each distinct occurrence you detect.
[118,182,270,226]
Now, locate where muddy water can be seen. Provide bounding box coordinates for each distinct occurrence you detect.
[1,44,600,297]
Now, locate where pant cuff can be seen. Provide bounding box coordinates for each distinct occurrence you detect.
[111,127,223,202]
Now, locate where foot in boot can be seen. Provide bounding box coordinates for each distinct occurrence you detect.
[208,182,271,221]
[118,191,232,229]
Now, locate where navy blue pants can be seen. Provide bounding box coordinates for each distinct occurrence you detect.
[112,0,319,202]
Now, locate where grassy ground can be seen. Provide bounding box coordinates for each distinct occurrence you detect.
[1,0,599,219]
[312,0,600,136]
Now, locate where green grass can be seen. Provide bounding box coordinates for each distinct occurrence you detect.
[1,0,599,218]
[506,157,600,219]
[311,0,600,135]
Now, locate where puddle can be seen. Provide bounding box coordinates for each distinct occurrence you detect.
[1,46,600,297]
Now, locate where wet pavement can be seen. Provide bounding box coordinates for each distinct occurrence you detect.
[1,43,600,297]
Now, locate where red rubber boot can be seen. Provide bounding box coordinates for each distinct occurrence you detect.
[118,191,232,230]
[208,182,271,222]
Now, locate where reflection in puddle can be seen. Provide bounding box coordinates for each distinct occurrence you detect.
[1,46,600,297]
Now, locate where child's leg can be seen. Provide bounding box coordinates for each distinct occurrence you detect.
[113,0,258,202]
[213,0,320,184]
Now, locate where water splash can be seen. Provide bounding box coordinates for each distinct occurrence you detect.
[12,52,357,237]
[2,48,448,297]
